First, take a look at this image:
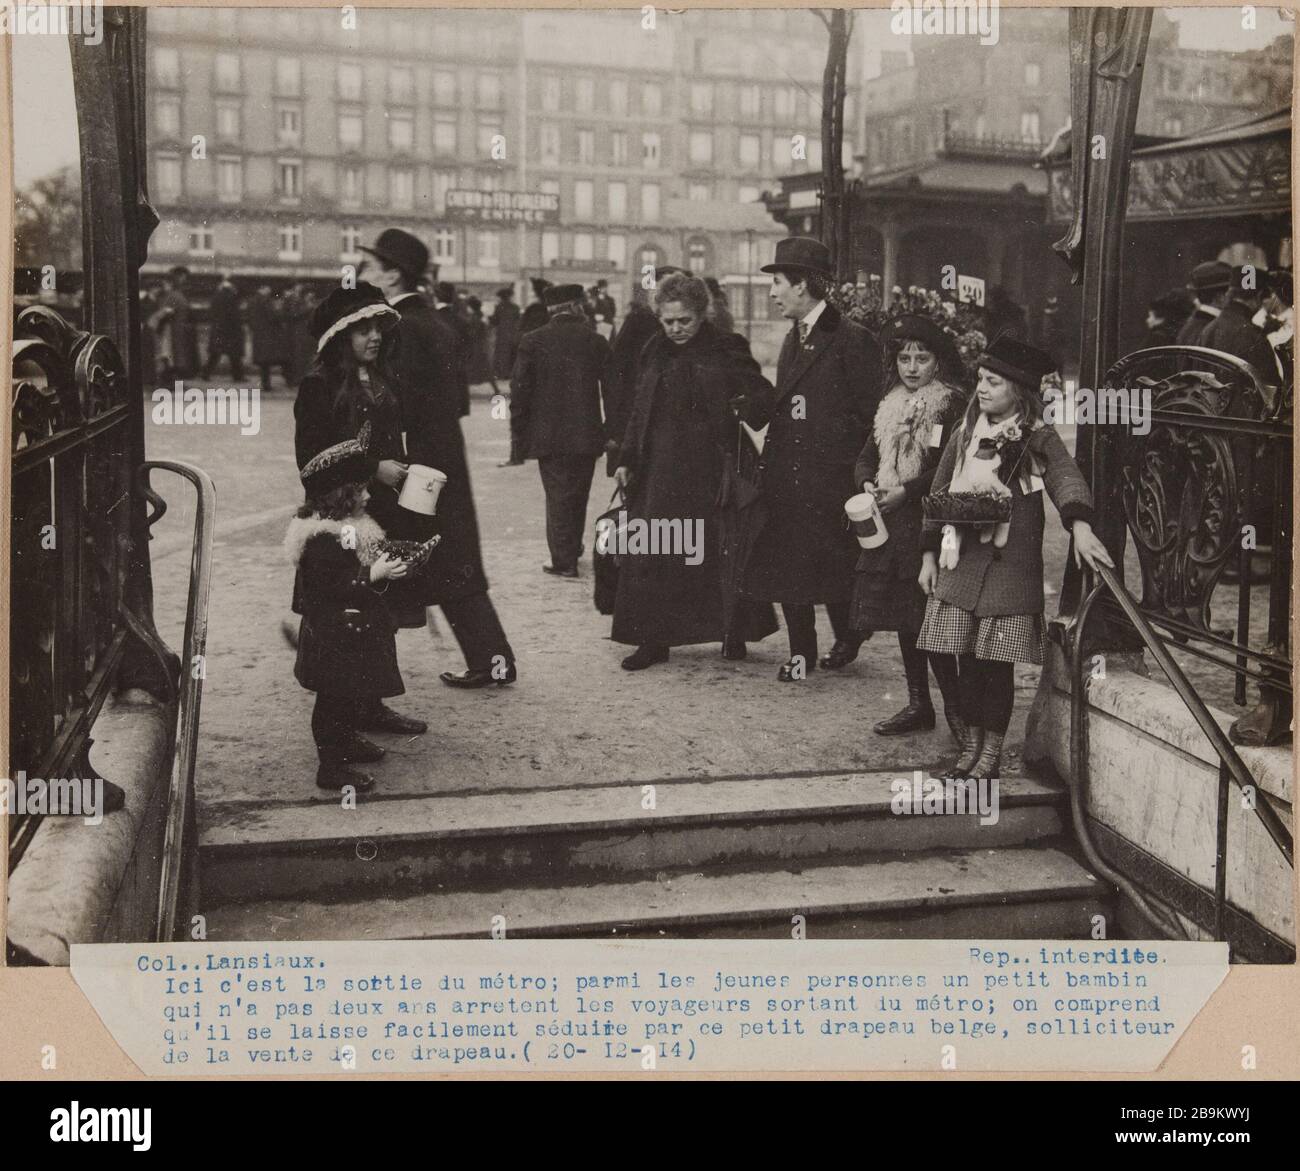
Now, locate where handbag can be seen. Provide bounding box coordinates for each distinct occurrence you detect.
[593,487,625,615]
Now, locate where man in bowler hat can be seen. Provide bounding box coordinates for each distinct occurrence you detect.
[510,283,615,577]
[360,228,518,688]
[1177,261,1233,345]
[741,236,883,681]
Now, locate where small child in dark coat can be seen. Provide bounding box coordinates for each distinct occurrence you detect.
[285,426,429,792]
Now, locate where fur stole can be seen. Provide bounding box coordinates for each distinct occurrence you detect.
[283,513,386,567]
[872,379,963,489]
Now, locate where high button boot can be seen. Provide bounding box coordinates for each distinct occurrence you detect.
[966,730,1006,780]
[940,724,985,779]
[873,646,936,735]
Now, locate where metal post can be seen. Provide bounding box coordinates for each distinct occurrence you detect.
[745,227,754,340]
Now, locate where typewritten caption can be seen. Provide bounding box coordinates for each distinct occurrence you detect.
[72,940,1227,1074]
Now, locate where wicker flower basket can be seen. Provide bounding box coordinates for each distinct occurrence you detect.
[922,489,1013,526]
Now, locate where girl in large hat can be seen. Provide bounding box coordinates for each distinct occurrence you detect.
[285,424,430,792]
[292,282,430,737]
[915,336,1114,780]
[849,315,969,741]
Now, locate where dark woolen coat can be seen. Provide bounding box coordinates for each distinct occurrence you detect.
[389,292,490,603]
[741,303,883,605]
[207,284,243,354]
[492,300,521,379]
[289,522,403,700]
[1198,300,1279,382]
[921,423,1094,617]
[436,303,473,417]
[510,311,614,459]
[520,302,549,335]
[612,323,778,646]
[608,303,663,456]
[1176,306,1217,346]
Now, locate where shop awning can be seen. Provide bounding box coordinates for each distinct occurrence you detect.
[1042,107,1291,224]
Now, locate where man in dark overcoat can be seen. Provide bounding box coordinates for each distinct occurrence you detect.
[434,280,473,418]
[492,286,522,382]
[1197,265,1278,382]
[510,283,614,577]
[1176,261,1232,345]
[360,228,518,689]
[741,237,883,680]
[203,273,245,380]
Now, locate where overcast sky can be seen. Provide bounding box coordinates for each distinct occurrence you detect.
[11,7,1295,187]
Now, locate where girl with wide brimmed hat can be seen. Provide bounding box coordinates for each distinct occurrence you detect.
[849,314,970,743]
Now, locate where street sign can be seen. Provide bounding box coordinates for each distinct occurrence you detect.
[957,274,986,306]
[445,189,560,225]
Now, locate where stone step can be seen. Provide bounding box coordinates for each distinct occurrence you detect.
[199,771,1068,906]
[203,846,1108,942]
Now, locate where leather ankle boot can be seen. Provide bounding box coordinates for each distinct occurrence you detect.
[873,674,936,735]
[944,709,968,748]
[941,724,985,779]
[967,730,1006,780]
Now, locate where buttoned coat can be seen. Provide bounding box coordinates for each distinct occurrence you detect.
[921,423,1094,617]
[741,303,883,604]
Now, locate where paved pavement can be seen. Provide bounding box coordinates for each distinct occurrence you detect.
[139,380,1250,826]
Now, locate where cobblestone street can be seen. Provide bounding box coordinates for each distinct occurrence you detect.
[142,383,1055,821]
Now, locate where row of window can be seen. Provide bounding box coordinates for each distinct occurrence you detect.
[152,47,826,123]
[158,154,764,222]
[179,223,772,277]
[155,97,819,177]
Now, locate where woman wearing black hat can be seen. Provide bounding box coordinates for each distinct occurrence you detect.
[915,336,1113,780]
[849,315,969,742]
[293,282,430,736]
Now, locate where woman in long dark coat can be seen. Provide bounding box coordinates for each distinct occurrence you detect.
[849,315,969,742]
[611,272,776,669]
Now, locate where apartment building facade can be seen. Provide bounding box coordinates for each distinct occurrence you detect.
[145,6,852,318]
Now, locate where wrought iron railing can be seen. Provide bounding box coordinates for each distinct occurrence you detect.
[9,306,136,864]
[139,461,215,942]
[1069,563,1293,959]
[1101,345,1291,745]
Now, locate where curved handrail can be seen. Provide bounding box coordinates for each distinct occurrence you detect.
[141,460,217,943]
[1069,560,1292,947]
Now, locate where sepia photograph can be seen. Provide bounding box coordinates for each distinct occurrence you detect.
[5,3,1294,973]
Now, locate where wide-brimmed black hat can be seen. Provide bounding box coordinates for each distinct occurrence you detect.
[309,283,399,354]
[976,335,1056,390]
[359,228,430,283]
[886,314,957,358]
[1188,261,1233,295]
[760,236,832,277]
[530,277,552,299]
[542,283,585,307]
[300,422,376,496]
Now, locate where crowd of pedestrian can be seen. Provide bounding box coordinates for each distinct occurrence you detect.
[266,228,1291,795]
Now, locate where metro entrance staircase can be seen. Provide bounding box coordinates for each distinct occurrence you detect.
[199,768,1111,941]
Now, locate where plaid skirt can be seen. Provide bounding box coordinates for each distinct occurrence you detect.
[915,596,1046,665]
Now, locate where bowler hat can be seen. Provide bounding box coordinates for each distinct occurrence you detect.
[1188,261,1233,296]
[360,228,430,283]
[309,283,400,355]
[976,335,1056,391]
[761,236,832,277]
[542,283,585,307]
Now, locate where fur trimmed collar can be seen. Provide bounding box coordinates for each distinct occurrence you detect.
[283,513,386,567]
[873,379,963,488]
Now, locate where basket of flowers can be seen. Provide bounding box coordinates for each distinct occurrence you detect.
[922,487,1013,526]
[365,534,442,572]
